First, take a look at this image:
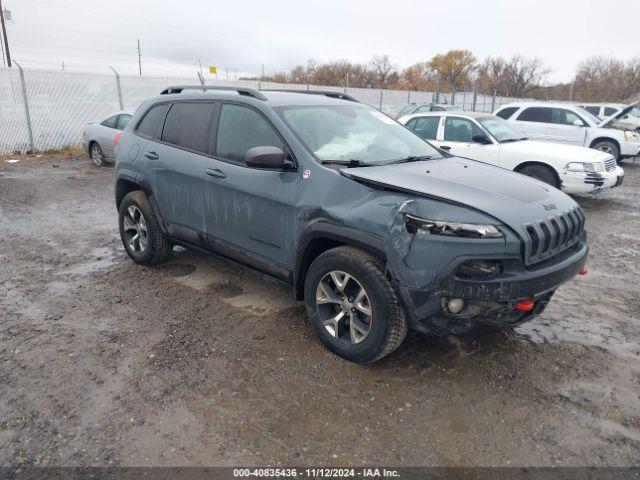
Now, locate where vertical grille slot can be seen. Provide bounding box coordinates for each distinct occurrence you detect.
[526,225,539,257]
[549,219,561,250]
[539,223,551,253]
[523,207,586,265]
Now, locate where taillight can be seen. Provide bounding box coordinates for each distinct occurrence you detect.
[114,132,121,146]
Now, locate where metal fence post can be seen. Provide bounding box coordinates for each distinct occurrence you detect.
[472,87,477,112]
[379,89,383,110]
[407,90,411,105]
[109,66,124,110]
[13,61,35,153]
[491,90,497,113]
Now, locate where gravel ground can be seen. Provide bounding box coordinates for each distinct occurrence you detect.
[0,154,639,467]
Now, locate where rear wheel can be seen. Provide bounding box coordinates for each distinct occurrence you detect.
[118,191,172,265]
[89,142,106,167]
[591,140,620,160]
[304,246,408,363]
[517,164,559,189]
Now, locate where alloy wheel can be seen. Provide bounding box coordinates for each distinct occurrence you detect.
[315,270,372,345]
[122,206,148,253]
[90,144,103,166]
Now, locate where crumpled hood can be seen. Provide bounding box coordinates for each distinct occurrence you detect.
[341,157,579,237]
[501,139,612,163]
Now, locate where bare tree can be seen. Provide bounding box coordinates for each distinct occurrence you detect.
[370,54,396,88]
[476,56,507,95]
[504,55,550,98]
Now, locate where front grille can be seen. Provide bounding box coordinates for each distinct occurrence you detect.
[604,157,617,172]
[523,207,585,265]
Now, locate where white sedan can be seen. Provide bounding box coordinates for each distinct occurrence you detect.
[398,111,624,195]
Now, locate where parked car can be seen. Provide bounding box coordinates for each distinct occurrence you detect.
[115,86,588,363]
[396,102,461,118]
[398,111,624,194]
[82,111,133,166]
[578,102,640,132]
[494,102,640,160]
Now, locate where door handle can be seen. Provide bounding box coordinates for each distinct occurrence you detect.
[144,151,159,160]
[205,168,227,179]
[440,145,451,151]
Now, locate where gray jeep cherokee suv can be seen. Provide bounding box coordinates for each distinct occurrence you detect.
[115,86,588,363]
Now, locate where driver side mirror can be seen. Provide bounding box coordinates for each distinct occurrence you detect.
[572,119,585,127]
[472,134,492,145]
[245,146,292,169]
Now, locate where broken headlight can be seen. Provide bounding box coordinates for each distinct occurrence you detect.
[403,213,503,238]
[565,162,604,173]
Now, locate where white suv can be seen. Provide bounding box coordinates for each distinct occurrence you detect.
[398,111,624,195]
[494,102,640,160]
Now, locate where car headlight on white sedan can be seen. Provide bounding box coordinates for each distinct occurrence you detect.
[565,162,605,173]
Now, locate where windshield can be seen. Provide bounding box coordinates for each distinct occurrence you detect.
[398,104,417,116]
[277,105,442,164]
[575,107,601,126]
[477,116,527,142]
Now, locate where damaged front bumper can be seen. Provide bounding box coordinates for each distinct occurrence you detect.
[561,166,624,194]
[394,238,588,336]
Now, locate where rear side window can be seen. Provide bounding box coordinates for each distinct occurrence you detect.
[495,107,518,119]
[137,104,170,139]
[161,102,216,154]
[101,115,118,128]
[444,117,484,142]
[116,114,131,130]
[216,104,284,163]
[604,107,618,117]
[517,107,552,123]
[407,116,440,140]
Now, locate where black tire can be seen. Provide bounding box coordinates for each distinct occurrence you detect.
[304,246,408,363]
[517,164,559,189]
[89,141,106,167]
[118,191,172,265]
[591,140,620,160]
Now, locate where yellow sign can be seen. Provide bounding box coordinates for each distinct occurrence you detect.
[209,66,217,74]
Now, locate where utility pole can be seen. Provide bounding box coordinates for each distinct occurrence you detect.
[137,38,141,76]
[261,64,264,81]
[0,0,11,67]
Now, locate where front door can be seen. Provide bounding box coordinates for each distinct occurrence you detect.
[546,108,588,146]
[203,103,299,269]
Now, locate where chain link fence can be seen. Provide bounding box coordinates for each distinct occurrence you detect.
[0,66,525,155]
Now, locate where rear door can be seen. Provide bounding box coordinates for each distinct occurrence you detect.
[547,108,588,146]
[96,114,119,158]
[202,102,299,269]
[439,116,500,166]
[143,101,218,240]
[404,116,440,144]
[513,107,552,141]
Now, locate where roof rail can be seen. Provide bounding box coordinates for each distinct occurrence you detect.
[160,85,267,101]
[262,89,359,102]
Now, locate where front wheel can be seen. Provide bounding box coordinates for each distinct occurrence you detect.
[591,140,620,160]
[517,164,559,189]
[118,191,172,265]
[304,246,408,363]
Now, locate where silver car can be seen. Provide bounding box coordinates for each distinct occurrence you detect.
[82,111,132,166]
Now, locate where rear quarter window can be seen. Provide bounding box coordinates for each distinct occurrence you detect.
[517,107,552,123]
[136,103,170,139]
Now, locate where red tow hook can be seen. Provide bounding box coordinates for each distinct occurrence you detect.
[579,268,588,276]
[515,299,535,312]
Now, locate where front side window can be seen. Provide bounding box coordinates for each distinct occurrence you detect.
[161,102,215,154]
[444,117,485,142]
[277,105,442,165]
[517,107,552,123]
[216,104,284,163]
[101,115,118,128]
[136,103,170,139]
[116,114,131,130]
[551,108,584,126]
[495,107,518,119]
[477,116,527,142]
[408,116,440,140]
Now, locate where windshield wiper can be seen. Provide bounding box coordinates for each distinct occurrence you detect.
[321,159,373,168]
[501,137,528,143]
[385,155,433,165]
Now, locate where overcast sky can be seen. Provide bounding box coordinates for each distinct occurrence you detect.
[2,0,638,81]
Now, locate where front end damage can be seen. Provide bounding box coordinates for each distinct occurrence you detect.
[384,198,588,336]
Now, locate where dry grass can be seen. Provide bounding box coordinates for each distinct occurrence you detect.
[0,146,86,160]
